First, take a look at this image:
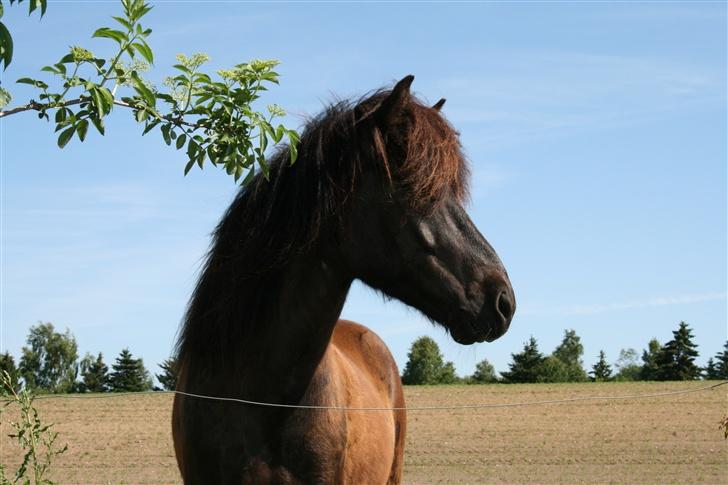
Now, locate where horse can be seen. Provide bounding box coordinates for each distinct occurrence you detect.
[172,75,516,484]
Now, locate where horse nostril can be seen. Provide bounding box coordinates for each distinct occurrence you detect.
[496,291,515,321]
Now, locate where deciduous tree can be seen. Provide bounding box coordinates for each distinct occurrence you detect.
[551,329,588,382]
[535,355,571,383]
[613,348,641,381]
[0,0,297,184]
[18,322,78,393]
[640,338,661,381]
[401,337,458,385]
[469,358,498,384]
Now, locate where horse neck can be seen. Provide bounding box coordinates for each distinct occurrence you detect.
[185,247,352,404]
[258,253,352,398]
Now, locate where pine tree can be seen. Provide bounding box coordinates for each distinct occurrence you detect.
[501,336,545,383]
[714,341,728,380]
[590,350,612,381]
[0,351,21,391]
[80,352,110,392]
[109,348,153,392]
[655,321,700,381]
[156,357,178,391]
[640,338,661,380]
[703,358,719,380]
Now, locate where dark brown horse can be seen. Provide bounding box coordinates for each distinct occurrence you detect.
[172,75,515,484]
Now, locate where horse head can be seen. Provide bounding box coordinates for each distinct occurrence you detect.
[339,75,515,344]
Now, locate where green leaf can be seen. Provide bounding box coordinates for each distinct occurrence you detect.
[242,167,256,185]
[288,131,299,164]
[186,139,199,159]
[131,42,153,64]
[131,72,155,107]
[176,134,186,150]
[142,118,160,135]
[172,64,191,75]
[0,22,13,69]
[16,77,38,85]
[90,88,105,117]
[57,126,76,148]
[59,53,75,64]
[90,116,105,135]
[183,159,195,176]
[98,87,114,111]
[54,108,66,123]
[76,119,89,141]
[161,124,171,145]
[92,28,127,45]
[111,15,132,31]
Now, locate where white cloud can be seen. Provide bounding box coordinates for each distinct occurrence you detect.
[520,292,727,317]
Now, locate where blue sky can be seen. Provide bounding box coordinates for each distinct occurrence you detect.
[1,1,726,382]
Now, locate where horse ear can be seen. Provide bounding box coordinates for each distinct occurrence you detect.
[432,98,446,111]
[376,74,414,124]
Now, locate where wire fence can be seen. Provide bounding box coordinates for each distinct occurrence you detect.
[5,380,726,412]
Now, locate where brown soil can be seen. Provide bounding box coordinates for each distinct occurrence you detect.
[1,382,725,484]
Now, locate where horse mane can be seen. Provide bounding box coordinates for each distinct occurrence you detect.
[175,84,470,365]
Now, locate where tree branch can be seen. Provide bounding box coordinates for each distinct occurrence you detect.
[0,97,202,130]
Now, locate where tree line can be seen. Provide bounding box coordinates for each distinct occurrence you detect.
[402,321,728,385]
[3,320,725,391]
[0,322,177,393]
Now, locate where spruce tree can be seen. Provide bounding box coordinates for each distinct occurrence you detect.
[714,341,728,380]
[109,348,153,392]
[0,351,21,391]
[156,357,179,391]
[80,352,110,392]
[590,350,612,381]
[501,336,545,383]
[655,321,700,381]
[703,358,719,380]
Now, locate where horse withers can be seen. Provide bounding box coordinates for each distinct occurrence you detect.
[173,75,515,484]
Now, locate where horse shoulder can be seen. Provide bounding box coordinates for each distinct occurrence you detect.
[330,319,406,484]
